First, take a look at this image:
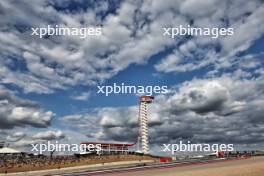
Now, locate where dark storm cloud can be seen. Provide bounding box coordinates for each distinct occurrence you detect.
[0,86,54,129]
[147,77,264,146]
[243,100,264,124]
[180,89,226,114]
[98,127,138,142]
[0,88,38,108]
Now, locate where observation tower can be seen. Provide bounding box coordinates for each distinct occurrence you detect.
[138,96,154,154]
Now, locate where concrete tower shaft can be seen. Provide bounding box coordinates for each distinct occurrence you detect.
[138,96,154,154]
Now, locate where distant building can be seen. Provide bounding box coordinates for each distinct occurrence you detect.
[81,142,135,155]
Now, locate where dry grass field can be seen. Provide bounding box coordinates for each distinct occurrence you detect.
[0,155,157,173]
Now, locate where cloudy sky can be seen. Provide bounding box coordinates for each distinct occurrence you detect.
[0,0,264,154]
